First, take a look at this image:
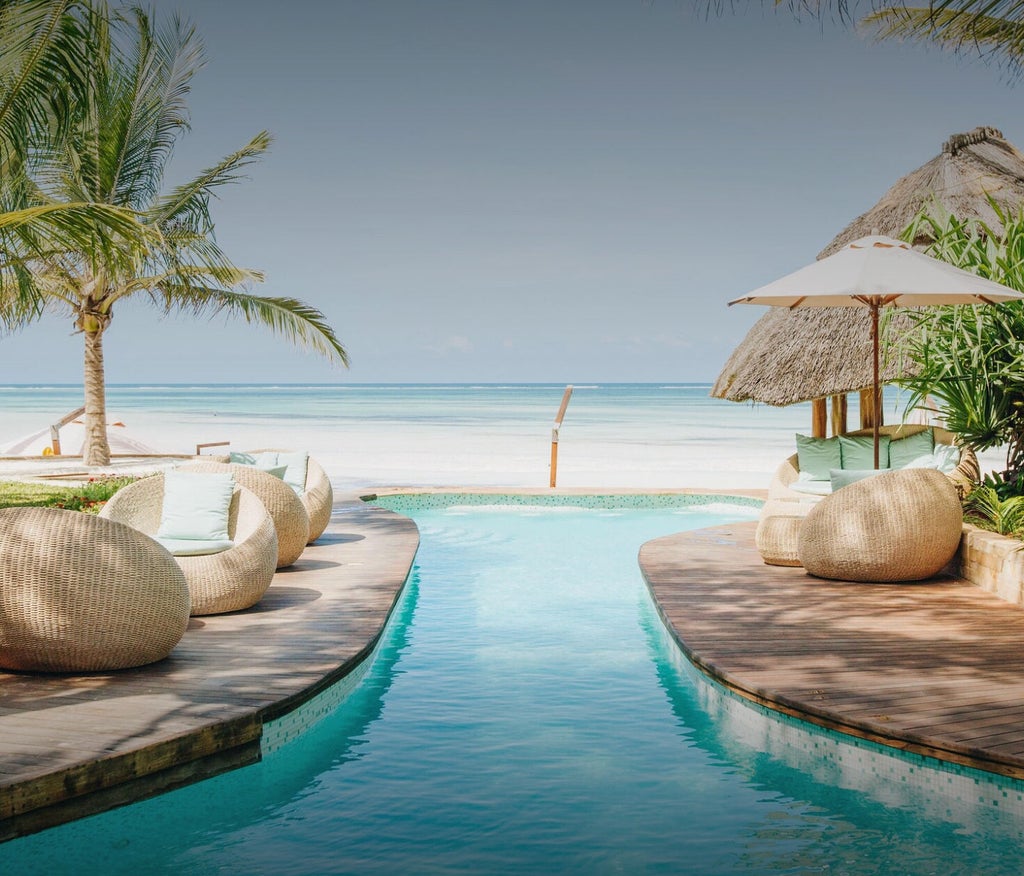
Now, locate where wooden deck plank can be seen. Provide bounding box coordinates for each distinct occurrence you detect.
[0,500,417,842]
[640,521,1024,780]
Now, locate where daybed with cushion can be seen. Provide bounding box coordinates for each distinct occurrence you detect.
[232,449,333,543]
[100,471,278,615]
[768,424,979,502]
[756,424,978,567]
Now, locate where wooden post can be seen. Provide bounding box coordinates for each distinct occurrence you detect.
[811,398,827,438]
[859,388,882,430]
[549,385,574,488]
[49,406,86,455]
[830,394,847,436]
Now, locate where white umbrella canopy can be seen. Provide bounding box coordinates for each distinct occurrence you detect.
[729,235,1024,467]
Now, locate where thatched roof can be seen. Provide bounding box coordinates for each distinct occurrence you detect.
[713,127,1024,406]
[819,126,1024,258]
[712,309,915,407]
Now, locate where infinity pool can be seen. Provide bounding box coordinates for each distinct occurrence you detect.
[3,495,1024,874]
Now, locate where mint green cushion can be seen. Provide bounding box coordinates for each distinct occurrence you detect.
[830,468,884,490]
[230,451,287,480]
[888,430,935,469]
[157,470,235,542]
[156,537,234,557]
[795,434,841,481]
[839,434,890,470]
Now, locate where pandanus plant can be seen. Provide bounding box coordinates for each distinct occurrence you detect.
[898,204,1024,491]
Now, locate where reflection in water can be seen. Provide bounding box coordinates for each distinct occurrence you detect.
[641,601,1024,872]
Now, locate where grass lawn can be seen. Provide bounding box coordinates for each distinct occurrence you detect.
[0,477,135,513]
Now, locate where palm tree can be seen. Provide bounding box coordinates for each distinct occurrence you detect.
[10,4,347,465]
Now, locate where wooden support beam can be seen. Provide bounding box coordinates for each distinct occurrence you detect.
[860,388,883,430]
[811,398,827,438]
[830,394,848,437]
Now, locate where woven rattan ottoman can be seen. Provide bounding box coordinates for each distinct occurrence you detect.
[755,514,804,567]
[0,507,190,672]
[798,468,963,583]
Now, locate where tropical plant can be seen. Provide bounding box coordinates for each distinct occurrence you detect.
[964,482,1024,535]
[897,203,1024,485]
[2,3,347,465]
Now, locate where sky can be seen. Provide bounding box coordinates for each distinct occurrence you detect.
[3,0,1024,384]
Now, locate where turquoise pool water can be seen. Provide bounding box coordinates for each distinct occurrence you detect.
[4,495,1024,874]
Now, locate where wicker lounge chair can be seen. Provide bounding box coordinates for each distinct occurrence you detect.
[798,468,963,582]
[100,474,278,615]
[0,507,190,672]
[179,461,309,568]
[244,448,333,543]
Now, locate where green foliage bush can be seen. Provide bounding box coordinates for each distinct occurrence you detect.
[898,202,1024,495]
[964,483,1024,537]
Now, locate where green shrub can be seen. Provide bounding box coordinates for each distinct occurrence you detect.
[964,484,1024,537]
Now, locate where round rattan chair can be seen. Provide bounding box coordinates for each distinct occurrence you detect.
[100,474,278,615]
[179,462,309,568]
[244,449,333,543]
[798,468,964,583]
[0,507,190,672]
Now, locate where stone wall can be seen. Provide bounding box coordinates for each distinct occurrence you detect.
[959,525,1024,605]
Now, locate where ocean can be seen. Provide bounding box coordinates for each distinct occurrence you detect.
[0,383,981,491]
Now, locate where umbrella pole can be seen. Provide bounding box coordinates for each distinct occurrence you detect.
[872,303,880,469]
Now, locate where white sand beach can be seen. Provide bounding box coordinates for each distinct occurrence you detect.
[0,399,1006,492]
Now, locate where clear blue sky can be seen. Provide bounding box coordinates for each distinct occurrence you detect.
[2,0,1022,384]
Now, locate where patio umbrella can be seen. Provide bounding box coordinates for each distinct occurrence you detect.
[729,235,1024,468]
[712,127,1024,415]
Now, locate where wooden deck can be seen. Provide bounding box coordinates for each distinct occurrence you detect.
[640,521,1024,780]
[0,500,418,842]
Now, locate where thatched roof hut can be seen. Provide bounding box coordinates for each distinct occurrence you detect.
[818,126,1024,258]
[712,126,1024,414]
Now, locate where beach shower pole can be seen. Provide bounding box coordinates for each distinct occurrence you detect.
[549,385,574,488]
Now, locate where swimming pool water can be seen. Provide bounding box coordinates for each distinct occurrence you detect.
[4,497,1024,875]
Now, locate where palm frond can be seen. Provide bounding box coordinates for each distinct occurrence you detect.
[0,1,87,167]
[103,8,203,207]
[865,6,1024,63]
[151,130,271,229]
[158,285,349,366]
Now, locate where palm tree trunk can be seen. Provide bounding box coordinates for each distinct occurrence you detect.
[82,327,110,466]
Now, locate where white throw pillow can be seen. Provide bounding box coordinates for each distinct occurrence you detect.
[276,450,309,494]
[157,470,235,542]
[932,443,961,474]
